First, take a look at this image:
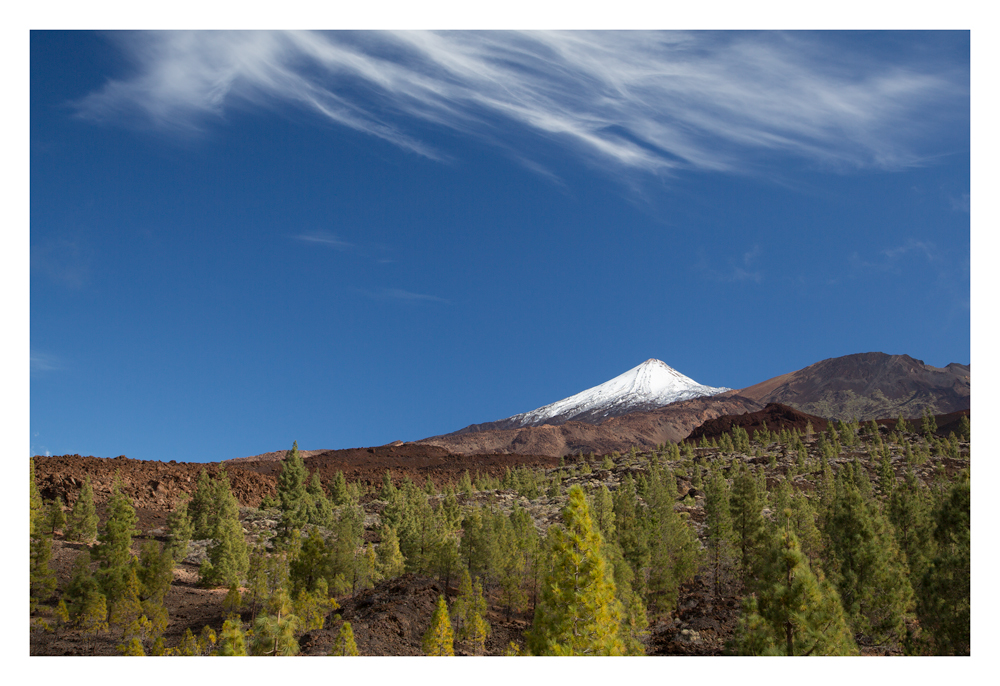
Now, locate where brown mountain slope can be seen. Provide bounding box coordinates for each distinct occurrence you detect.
[686,403,830,442]
[418,395,762,456]
[735,352,969,420]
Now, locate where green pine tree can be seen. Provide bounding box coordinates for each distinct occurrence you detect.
[704,468,735,598]
[277,441,311,537]
[188,468,216,539]
[201,468,249,587]
[29,531,58,608]
[645,465,700,616]
[217,618,248,656]
[78,590,109,654]
[526,485,627,656]
[732,526,857,656]
[45,496,66,536]
[65,475,99,543]
[222,582,242,619]
[95,476,140,604]
[957,414,970,442]
[327,470,351,506]
[822,472,914,648]
[30,457,44,536]
[165,497,194,561]
[331,621,360,656]
[422,595,455,656]
[376,525,406,580]
[916,473,970,655]
[306,471,335,528]
[251,588,301,656]
[729,462,767,587]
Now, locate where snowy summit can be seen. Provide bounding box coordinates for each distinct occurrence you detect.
[505,359,730,427]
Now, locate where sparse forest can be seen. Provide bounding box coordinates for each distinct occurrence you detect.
[29,413,970,656]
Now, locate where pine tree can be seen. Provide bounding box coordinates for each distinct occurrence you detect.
[217,618,248,656]
[117,636,145,656]
[645,465,700,615]
[916,473,970,655]
[29,531,58,608]
[490,513,526,618]
[290,525,331,595]
[921,407,938,438]
[294,579,338,632]
[45,496,66,536]
[704,468,735,598]
[30,457,44,536]
[458,470,474,497]
[323,470,347,507]
[526,485,627,656]
[201,468,249,587]
[188,468,216,539]
[510,503,542,612]
[95,476,140,604]
[178,627,201,655]
[306,471,335,528]
[732,526,856,656]
[79,591,109,654]
[612,476,650,599]
[222,582,242,620]
[888,470,935,584]
[822,472,913,648]
[251,588,301,656]
[65,550,99,618]
[422,595,455,656]
[369,528,400,585]
[277,441,311,537]
[65,475,99,543]
[729,462,767,587]
[108,565,144,640]
[165,497,194,561]
[450,566,475,641]
[331,621,360,656]
[957,414,970,442]
[459,509,499,582]
[467,608,490,656]
[330,504,365,595]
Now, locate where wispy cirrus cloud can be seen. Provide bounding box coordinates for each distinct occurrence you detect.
[73,31,967,178]
[357,287,449,304]
[883,239,936,262]
[31,350,61,373]
[294,231,354,250]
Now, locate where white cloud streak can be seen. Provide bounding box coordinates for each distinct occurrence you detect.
[74,31,967,176]
[377,288,448,303]
[294,232,354,249]
[31,351,60,372]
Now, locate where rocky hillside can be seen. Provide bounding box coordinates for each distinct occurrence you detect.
[733,352,969,420]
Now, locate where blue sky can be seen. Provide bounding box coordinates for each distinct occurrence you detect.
[28,30,970,463]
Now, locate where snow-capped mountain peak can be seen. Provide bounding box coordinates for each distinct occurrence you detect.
[505,358,730,427]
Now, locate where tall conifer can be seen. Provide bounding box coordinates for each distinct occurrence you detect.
[331,621,360,656]
[277,441,311,536]
[66,475,99,543]
[526,485,627,656]
[732,527,856,656]
[422,595,455,656]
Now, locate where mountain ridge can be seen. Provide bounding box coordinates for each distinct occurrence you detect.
[417,351,969,457]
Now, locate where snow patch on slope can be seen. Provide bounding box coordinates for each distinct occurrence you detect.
[506,359,730,427]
